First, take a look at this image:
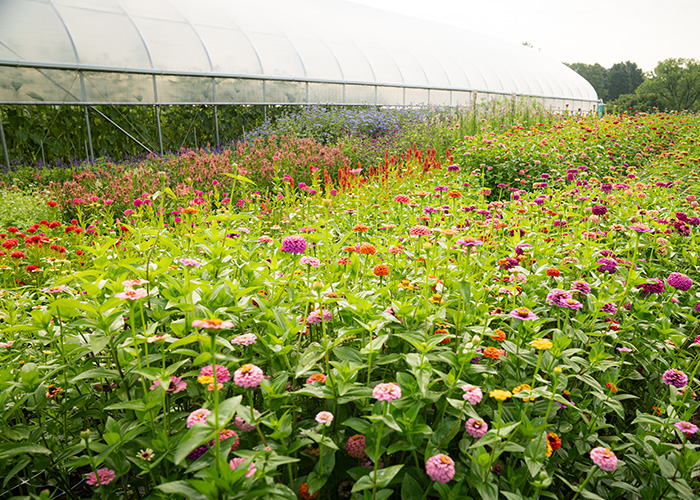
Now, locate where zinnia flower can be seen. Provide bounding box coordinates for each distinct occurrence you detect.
[300,256,321,268]
[510,307,537,320]
[229,457,257,477]
[668,272,693,291]
[187,408,212,428]
[662,368,688,388]
[465,418,488,438]
[192,318,234,329]
[315,411,334,425]
[590,447,617,471]
[85,468,116,486]
[115,289,148,300]
[234,364,264,388]
[199,364,231,383]
[425,454,456,483]
[531,338,553,350]
[489,389,513,401]
[346,434,366,458]
[461,384,483,405]
[674,421,698,435]
[372,382,401,401]
[232,333,257,346]
[282,235,307,254]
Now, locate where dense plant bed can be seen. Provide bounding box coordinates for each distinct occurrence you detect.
[0,112,699,500]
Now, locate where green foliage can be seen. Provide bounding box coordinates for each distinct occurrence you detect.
[0,187,48,228]
[566,61,645,103]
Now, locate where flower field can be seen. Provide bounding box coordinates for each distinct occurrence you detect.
[0,111,699,500]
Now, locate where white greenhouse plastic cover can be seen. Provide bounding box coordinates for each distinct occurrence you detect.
[0,0,598,109]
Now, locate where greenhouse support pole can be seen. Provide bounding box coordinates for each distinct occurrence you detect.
[79,72,95,162]
[153,75,163,156]
[0,110,10,169]
[155,106,163,155]
[212,78,220,147]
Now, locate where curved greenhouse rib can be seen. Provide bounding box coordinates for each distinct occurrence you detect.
[0,0,598,108]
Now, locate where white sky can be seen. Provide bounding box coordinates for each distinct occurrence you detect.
[348,0,700,73]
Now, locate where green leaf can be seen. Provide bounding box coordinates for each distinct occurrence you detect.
[351,465,404,492]
[174,424,216,465]
[70,367,119,383]
[156,481,209,500]
[477,482,499,500]
[401,473,423,500]
[0,444,51,460]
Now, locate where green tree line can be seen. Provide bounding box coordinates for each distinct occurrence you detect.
[567,58,700,112]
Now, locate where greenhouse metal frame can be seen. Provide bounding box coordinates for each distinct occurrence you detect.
[0,0,599,167]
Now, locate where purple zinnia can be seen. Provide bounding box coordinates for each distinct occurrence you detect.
[546,289,572,307]
[637,280,665,295]
[570,280,591,294]
[668,272,693,291]
[674,421,698,435]
[601,303,617,315]
[597,258,618,274]
[662,368,688,388]
[592,205,608,216]
[282,235,307,254]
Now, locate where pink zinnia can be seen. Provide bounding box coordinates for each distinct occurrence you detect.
[234,364,264,388]
[461,384,483,405]
[346,434,366,458]
[210,429,240,451]
[510,307,537,320]
[299,256,321,268]
[409,225,431,236]
[187,408,212,428]
[150,376,187,394]
[200,364,231,383]
[590,446,617,471]
[229,457,257,477]
[85,468,116,486]
[372,382,402,401]
[232,333,257,346]
[191,318,234,329]
[115,289,148,300]
[282,235,307,254]
[674,421,699,435]
[465,418,489,438]
[315,411,334,425]
[425,454,456,483]
[234,407,260,432]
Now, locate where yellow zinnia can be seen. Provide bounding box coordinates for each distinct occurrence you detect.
[489,389,513,401]
[531,338,553,350]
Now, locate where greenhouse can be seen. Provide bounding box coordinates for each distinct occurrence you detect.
[0,0,599,164]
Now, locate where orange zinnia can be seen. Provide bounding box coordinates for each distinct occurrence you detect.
[353,224,368,232]
[358,243,376,255]
[373,264,389,277]
[483,347,501,359]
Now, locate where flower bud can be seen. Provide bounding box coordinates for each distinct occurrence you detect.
[553,366,563,376]
[80,429,91,440]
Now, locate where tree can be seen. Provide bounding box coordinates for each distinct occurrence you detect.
[636,58,700,111]
[566,63,608,101]
[605,61,645,101]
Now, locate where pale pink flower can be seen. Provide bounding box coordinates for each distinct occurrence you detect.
[187,408,212,428]
[122,279,149,287]
[461,384,483,405]
[232,333,257,346]
[425,454,455,483]
[115,289,148,300]
[191,318,234,329]
[465,418,489,438]
[234,364,264,388]
[85,468,116,486]
[200,364,231,383]
[372,382,401,401]
[0,340,15,348]
[229,457,257,477]
[315,411,334,425]
[590,446,618,471]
